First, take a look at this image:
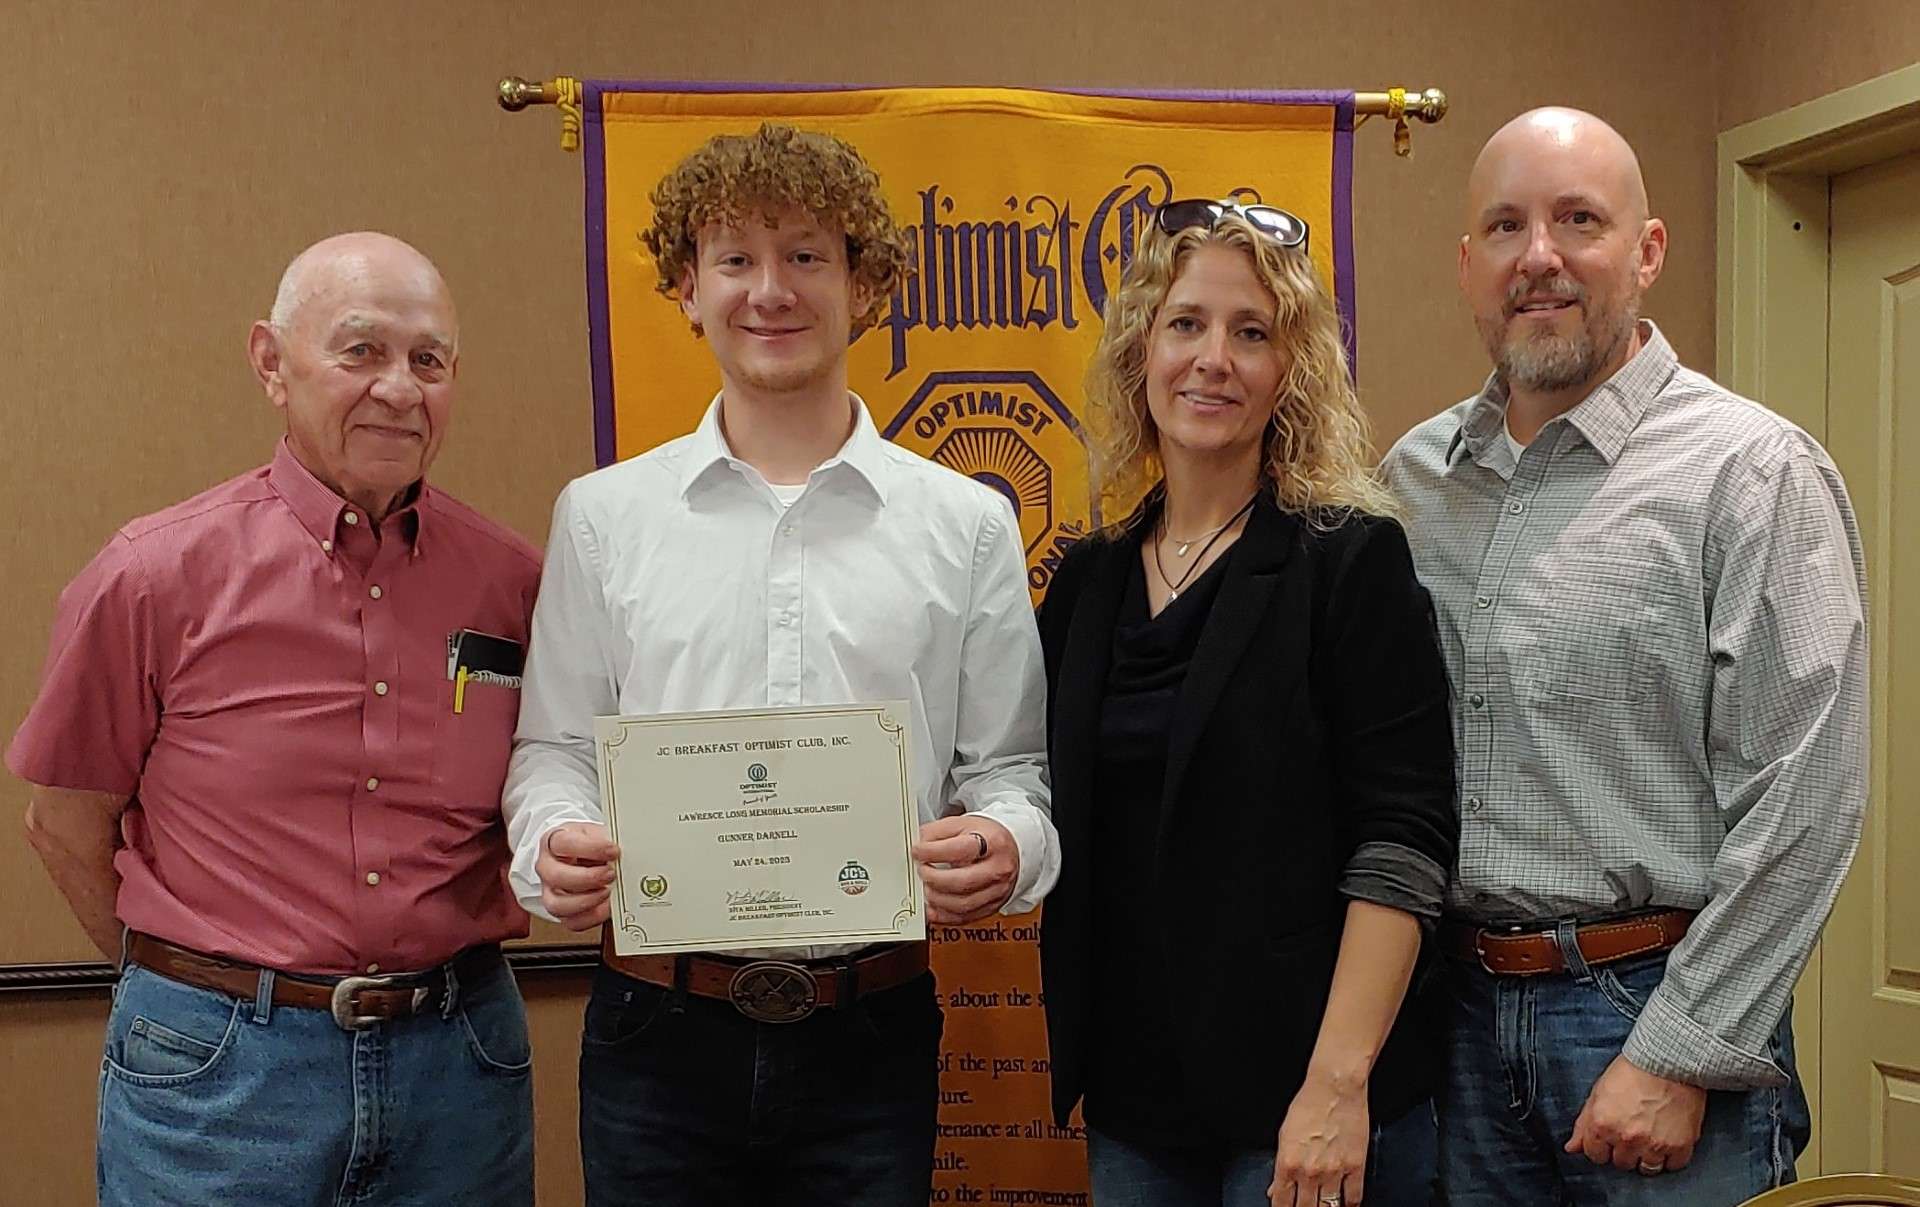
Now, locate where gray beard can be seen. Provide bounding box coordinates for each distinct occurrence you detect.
[1487,300,1639,394]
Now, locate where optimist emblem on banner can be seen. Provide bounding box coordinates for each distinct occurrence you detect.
[884,371,1090,594]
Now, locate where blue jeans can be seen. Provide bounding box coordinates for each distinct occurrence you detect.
[577,963,943,1206]
[98,954,534,1206]
[1087,1103,1439,1206]
[1438,942,1809,1206]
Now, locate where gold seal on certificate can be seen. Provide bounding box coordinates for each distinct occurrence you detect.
[594,702,924,955]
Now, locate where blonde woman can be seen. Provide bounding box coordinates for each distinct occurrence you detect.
[1036,202,1456,1207]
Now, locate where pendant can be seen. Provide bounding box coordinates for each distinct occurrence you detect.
[1175,541,1193,557]
[1165,588,1179,603]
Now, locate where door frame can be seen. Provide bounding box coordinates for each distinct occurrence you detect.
[1717,61,1920,1174]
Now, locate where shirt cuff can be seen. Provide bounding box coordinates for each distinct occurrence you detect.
[1622,987,1790,1091]
[1338,841,1449,927]
[507,805,600,924]
[973,800,1056,916]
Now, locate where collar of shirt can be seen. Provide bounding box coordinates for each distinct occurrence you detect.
[675,392,892,507]
[266,438,427,556]
[1446,320,1681,471]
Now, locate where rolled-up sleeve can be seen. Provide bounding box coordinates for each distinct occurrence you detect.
[1316,518,1458,923]
[1623,451,1867,1089]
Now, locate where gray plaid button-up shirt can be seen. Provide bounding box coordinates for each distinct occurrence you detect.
[1381,322,1867,1090]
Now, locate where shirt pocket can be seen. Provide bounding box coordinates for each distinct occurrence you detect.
[432,676,522,813]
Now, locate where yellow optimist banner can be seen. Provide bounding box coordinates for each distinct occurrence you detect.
[584,83,1355,602]
[578,80,1356,1202]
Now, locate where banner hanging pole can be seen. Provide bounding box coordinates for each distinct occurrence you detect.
[496,76,1448,156]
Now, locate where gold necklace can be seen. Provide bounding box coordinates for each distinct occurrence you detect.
[1165,510,1242,558]
[1153,495,1256,603]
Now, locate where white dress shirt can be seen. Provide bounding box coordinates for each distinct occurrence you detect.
[504,394,1059,958]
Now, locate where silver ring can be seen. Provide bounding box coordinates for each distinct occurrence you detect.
[967,830,988,862]
[1637,1160,1666,1176]
[1318,1196,1344,1206]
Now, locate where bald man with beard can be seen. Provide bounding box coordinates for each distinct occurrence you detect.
[1382,109,1867,1204]
[9,233,540,1205]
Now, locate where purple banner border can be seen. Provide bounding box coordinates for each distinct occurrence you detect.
[583,86,617,468]
[1333,93,1357,379]
[579,81,1358,467]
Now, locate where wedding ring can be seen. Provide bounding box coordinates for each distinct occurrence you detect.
[968,830,988,861]
[1637,1160,1666,1176]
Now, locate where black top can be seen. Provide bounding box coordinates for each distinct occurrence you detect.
[1083,549,1233,1145]
[1035,494,1459,1145]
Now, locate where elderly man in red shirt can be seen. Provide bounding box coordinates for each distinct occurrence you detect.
[8,231,541,1206]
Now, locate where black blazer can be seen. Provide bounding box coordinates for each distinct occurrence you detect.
[1036,494,1457,1144]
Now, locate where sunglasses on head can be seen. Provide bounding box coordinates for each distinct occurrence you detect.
[1154,198,1310,253]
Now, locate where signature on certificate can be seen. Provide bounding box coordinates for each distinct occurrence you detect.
[726,889,797,906]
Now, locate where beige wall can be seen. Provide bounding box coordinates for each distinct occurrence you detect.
[0,0,1815,1201]
[1718,0,1920,131]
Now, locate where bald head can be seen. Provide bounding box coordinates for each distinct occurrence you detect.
[249,231,462,525]
[269,232,457,354]
[1468,108,1650,233]
[1457,108,1667,404]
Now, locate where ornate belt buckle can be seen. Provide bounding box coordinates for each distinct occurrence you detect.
[329,974,429,1031]
[728,961,819,1023]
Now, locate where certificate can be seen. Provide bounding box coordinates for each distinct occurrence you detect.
[595,702,924,955]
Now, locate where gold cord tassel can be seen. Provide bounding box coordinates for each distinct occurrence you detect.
[556,76,584,153]
[1387,87,1413,158]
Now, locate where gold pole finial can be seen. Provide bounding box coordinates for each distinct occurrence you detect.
[497,76,550,112]
[1401,87,1448,126]
[498,76,585,152]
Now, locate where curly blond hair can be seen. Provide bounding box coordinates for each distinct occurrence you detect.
[1084,212,1396,530]
[640,123,912,334]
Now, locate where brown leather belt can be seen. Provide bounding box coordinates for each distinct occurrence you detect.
[125,932,501,1031]
[600,931,929,1024]
[1441,909,1696,976]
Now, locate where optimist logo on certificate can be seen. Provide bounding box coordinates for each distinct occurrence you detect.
[740,763,778,805]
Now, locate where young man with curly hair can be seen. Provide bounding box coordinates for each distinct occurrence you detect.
[502,123,1060,1206]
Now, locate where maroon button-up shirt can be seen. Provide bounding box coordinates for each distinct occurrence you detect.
[7,441,541,974]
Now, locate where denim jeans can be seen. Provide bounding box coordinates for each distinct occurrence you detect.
[1437,940,1810,1206]
[97,954,534,1207]
[577,963,943,1206]
[1086,1102,1440,1206]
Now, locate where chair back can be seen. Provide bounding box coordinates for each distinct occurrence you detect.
[1740,1174,1920,1207]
